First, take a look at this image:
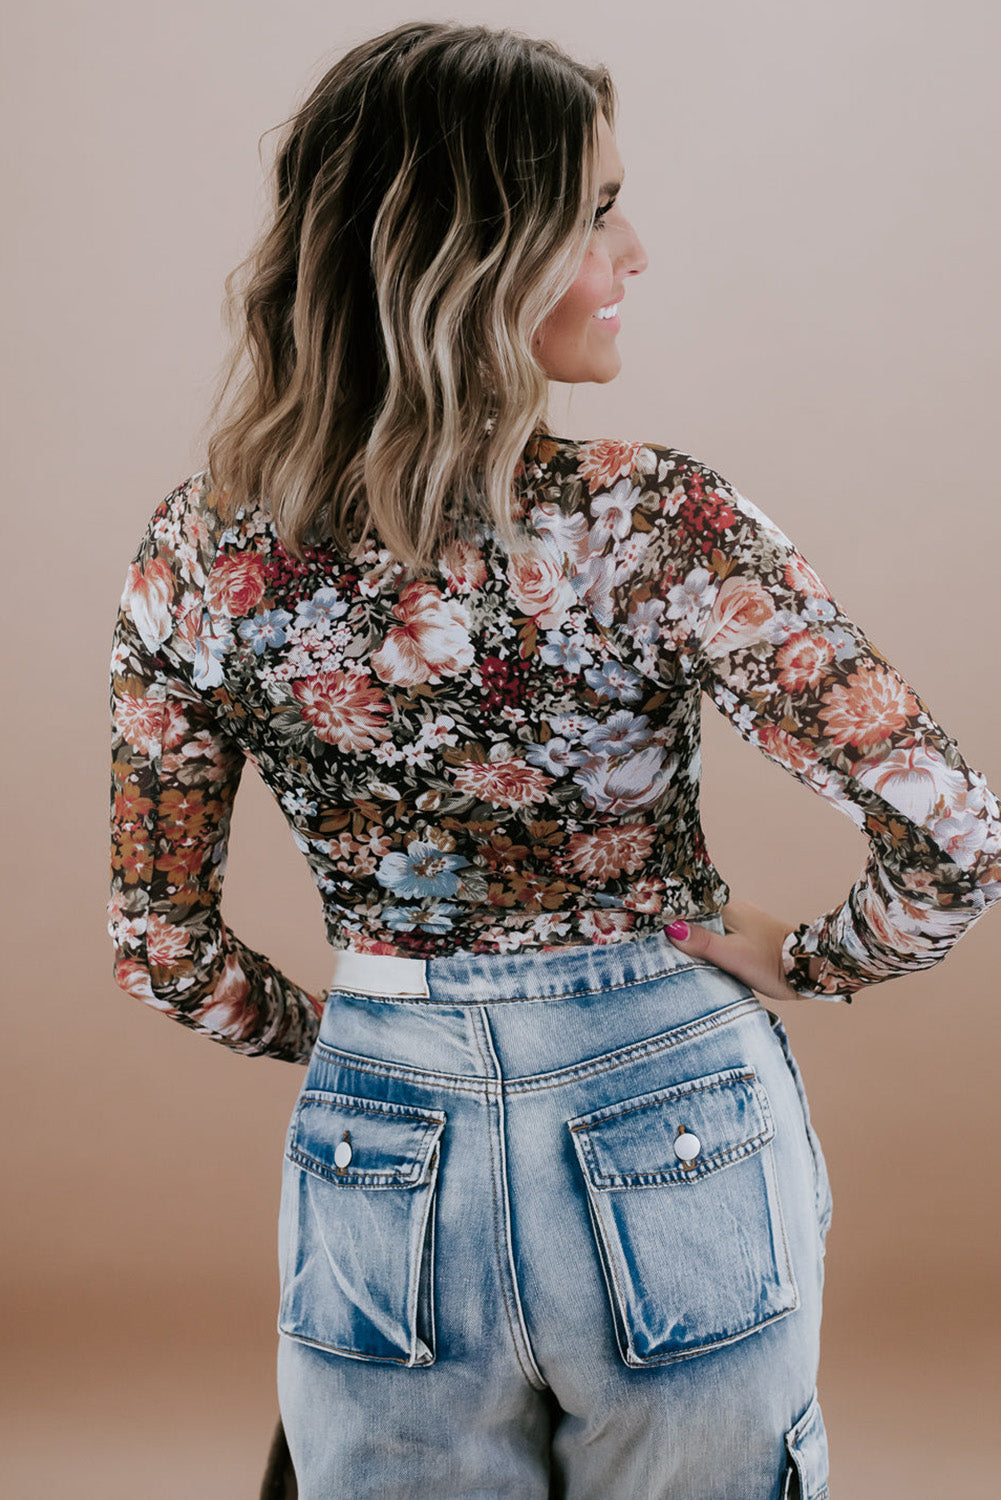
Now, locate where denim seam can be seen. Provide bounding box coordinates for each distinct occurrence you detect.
[506,997,760,1094]
[575,1130,772,1189]
[467,1008,548,1392]
[311,995,761,1097]
[763,1128,800,1324]
[336,957,728,1007]
[313,1038,488,1090]
[569,1068,757,1126]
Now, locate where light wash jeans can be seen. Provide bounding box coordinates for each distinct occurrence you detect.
[276,913,833,1498]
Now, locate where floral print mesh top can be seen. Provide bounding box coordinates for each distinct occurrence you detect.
[108,433,1001,1063]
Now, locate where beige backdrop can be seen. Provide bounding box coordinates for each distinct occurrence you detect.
[3,1,999,1495]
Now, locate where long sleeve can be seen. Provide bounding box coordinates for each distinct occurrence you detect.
[107,476,324,1062]
[535,442,1001,1001]
[680,473,1001,999]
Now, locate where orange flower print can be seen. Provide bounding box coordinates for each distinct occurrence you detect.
[114,835,154,885]
[576,439,645,495]
[110,781,154,827]
[451,758,554,810]
[565,823,656,881]
[145,910,192,967]
[124,556,174,650]
[113,956,158,1003]
[754,724,820,775]
[371,581,474,686]
[818,661,918,750]
[785,554,832,599]
[702,574,776,658]
[156,842,207,886]
[158,786,211,839]
[775,631,836,692]
[113,692,165,758]
[292,670,393,753]
[206,553,268,616]
[506,547,577,628]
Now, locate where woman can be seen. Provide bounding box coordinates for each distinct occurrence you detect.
[107,21,1001,1500]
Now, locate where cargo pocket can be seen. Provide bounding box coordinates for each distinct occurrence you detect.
[782,1388,830,1498]
[567,1065,798,1366]
[766,1011,833,1248]
[277,1090,446,1366]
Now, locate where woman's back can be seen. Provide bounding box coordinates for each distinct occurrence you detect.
[108,428,1001,1062]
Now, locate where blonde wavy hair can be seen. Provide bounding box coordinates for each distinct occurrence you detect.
[199,20,616,571]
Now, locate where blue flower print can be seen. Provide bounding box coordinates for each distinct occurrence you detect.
[581,710,653,757]
[376,841,471,899]
[550,713,598,741]
[523,737,588,775]
[383,902,462,933]
[584,660,643,703]
[296,587,350,625]
[539,631,594,672]
[238,609,293,654]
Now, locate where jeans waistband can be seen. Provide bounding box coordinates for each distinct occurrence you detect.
[325,912,726,1004]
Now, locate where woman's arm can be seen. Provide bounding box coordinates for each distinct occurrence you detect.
[107,476,325,1062]
[664,456,1001,1000]
[531,440,1001,1001]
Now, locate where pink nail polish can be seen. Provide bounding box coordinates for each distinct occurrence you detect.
[665,921,689,940]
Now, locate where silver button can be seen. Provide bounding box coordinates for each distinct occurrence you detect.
[673,1130,702,1163]
[334,1139,353,1169]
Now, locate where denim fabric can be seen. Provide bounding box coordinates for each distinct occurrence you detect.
[276,915,832,1499]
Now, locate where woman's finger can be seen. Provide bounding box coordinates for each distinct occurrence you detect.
[664,913,805,1005]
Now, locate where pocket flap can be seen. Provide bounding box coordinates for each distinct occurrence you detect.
[569,1067,773,1187]
[287,1091,446,1188]
[784,1390,830,1498]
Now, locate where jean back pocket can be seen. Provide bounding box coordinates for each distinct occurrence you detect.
[278,1090,446,1366]
[568,1065,798,1366]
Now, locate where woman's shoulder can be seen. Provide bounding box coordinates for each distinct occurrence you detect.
[140,464,277,578]
[523,431,733,505]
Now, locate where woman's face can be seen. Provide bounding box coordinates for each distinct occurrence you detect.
[533,112,648,385]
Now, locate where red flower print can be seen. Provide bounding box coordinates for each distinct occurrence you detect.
[440,538,488,594]
[451,758,554,810]
[124,556,174,650]
[190,954,259,1042]
[371,581,474,686]
[292,670,393,753]
[775,631,836,693]
[578,909,634,943]
[818,661,919,750]
[207,553,268,616]
[577,439,646,495]
[622,877,664,914]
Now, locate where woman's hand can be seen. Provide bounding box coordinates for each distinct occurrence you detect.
[665,898,813,1004]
